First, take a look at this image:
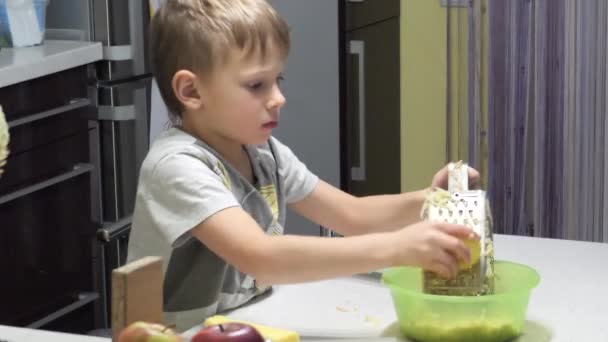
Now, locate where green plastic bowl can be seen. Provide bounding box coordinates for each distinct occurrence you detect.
[382,261,540,342]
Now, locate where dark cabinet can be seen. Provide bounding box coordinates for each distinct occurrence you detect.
[345,0,399,31]
[0,66,104,333]
[344,2,401,196]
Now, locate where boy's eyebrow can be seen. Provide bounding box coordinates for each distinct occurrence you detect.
[240,66,283,79]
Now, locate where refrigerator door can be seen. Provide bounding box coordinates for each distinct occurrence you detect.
[345,18,401,196]
[91,0,151,80]
[96,78,151,221]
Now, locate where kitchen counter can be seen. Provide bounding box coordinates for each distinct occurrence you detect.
[0,40,102,88]
[2,234,607,341]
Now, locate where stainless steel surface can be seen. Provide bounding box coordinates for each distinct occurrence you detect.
[96,76,151,221]
[100,120,138,221]
[96,78,150,107]
[90,0,151,80]
[0,163,94,205]
[128,0,148,76]
[424,163,492,295]
[91,0,130,47]
[89,120,104,226]
[349,40,366,182]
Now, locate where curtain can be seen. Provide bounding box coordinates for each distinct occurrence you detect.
[461,0,608,242]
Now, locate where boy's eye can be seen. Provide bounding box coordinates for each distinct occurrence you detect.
[247,75,284,92]
[248,82,264,91]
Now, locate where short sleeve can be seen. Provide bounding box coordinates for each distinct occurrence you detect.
[143,152,240,247]
[270,138,319,203]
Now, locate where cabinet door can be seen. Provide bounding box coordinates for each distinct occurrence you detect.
[345,0,399,31]
[346,18,401,196]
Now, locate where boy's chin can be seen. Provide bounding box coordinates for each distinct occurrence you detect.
[243,134,272,146]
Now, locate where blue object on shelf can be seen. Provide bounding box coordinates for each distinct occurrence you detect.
[0,0,49,48]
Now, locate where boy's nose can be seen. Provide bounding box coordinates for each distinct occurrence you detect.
[267,84,286,110]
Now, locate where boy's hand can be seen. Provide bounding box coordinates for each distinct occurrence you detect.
[431,164,481,189]
[390,221,477,279]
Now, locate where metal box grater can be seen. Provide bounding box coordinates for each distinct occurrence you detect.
[421,163,495,296]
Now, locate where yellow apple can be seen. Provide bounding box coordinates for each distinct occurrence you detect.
[117,321,182,342]
[459,238,481,270]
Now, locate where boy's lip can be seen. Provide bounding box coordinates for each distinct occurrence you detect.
[262,121,278,129]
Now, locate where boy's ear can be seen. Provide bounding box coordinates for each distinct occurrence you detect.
[172,70,204,110]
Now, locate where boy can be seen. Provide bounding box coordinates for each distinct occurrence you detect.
[128,0,479,331]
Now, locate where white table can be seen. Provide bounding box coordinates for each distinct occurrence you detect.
[494,234,608,341]
[184,235,608,341]
[2,235,607,341]
[0,324,108,342]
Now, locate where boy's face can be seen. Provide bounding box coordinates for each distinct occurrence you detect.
[187,43,287,147]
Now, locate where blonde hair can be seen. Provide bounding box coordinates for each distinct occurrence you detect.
[150,0,290,120]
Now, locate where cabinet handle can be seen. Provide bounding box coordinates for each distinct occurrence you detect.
[348,0,366,3]
[7,99,91,128]
[0,163,94,205]
[26,292,99,329]
[350,40,366,182]
[97,215,132,242]
[97,104,136,121]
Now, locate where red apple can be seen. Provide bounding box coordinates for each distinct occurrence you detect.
[117,321,182,342]
[191,323,264,342]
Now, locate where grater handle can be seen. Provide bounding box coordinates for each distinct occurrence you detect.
[448,162,469,193]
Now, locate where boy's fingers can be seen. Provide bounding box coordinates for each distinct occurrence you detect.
[468,168,481,189]
[437,234,470,264]
[433,250,458,279]
[430,262,452,279]
[436,223,478,240]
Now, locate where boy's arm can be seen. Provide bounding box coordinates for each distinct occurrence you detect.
[289,180,427,236]
[191,206,473,284]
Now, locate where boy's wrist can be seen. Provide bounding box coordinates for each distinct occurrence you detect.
[376,231,400,268]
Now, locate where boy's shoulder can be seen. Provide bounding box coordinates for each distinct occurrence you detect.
[142,128,219,175]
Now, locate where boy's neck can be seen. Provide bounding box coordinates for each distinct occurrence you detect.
[179,124,254,184]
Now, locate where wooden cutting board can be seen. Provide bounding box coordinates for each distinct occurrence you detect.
[111,256,164,340]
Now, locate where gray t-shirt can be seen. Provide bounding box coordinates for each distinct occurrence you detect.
[127,128,318,331]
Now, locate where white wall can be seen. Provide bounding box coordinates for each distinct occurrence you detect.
[268,0,341,236]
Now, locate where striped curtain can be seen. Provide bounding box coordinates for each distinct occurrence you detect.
[463,0,608,242]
